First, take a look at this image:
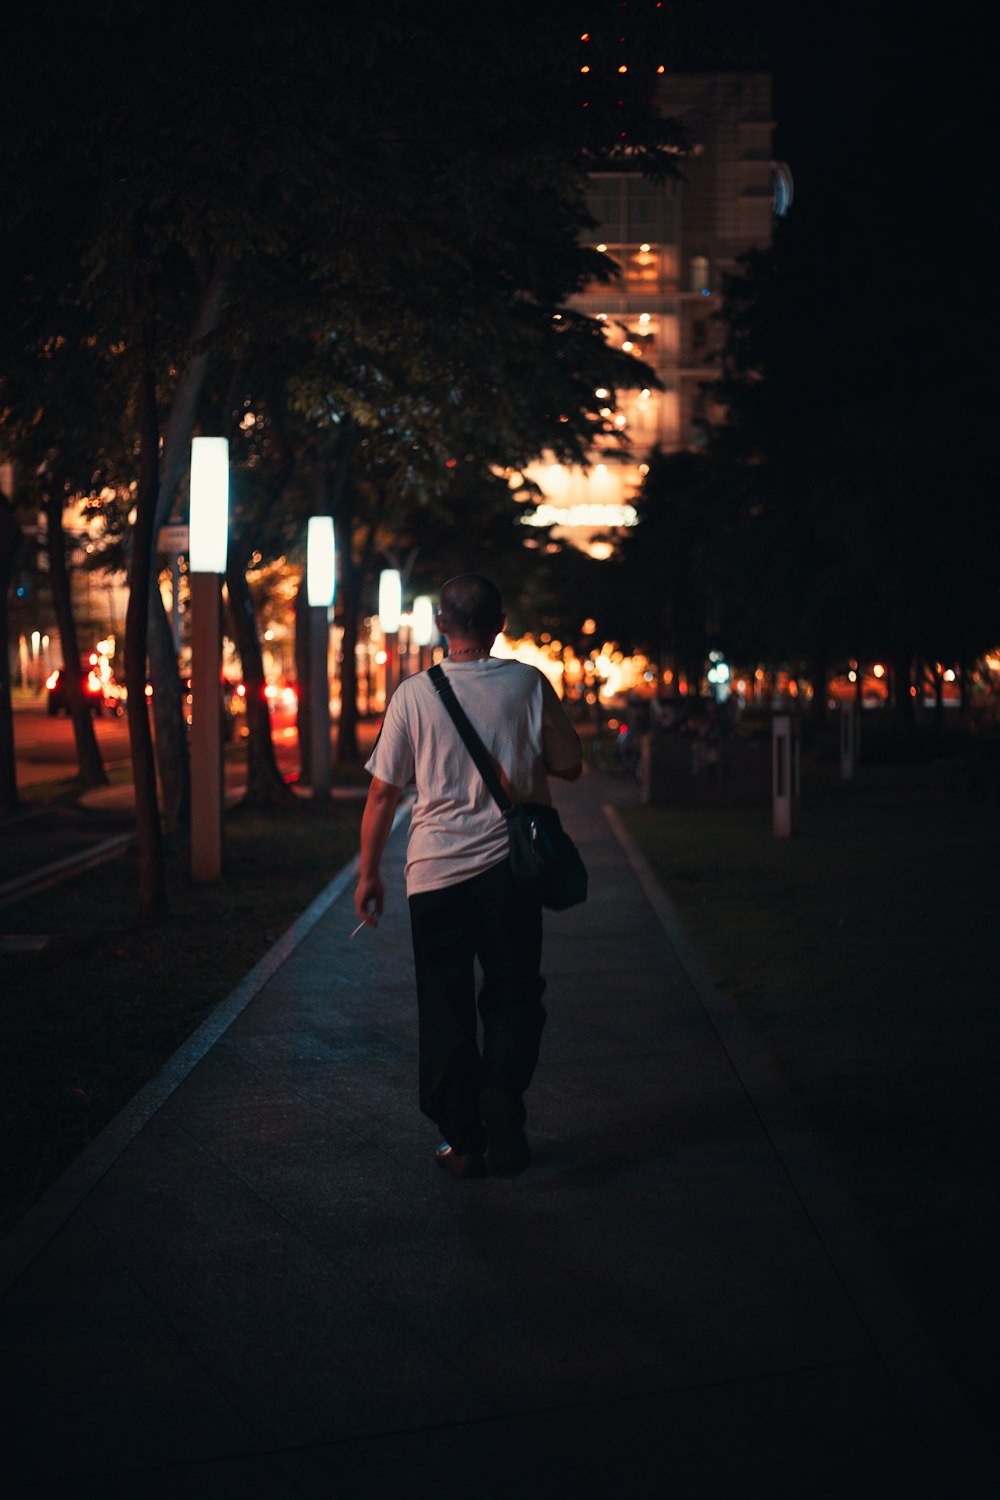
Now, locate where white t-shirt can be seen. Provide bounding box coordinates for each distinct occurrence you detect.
[365,657,582,895]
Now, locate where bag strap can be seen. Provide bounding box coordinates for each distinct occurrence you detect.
[428,663,513,815]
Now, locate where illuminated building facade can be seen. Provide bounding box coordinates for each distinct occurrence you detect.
[525,72,783,556]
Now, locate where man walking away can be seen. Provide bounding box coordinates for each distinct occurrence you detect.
[354,574,582,1178]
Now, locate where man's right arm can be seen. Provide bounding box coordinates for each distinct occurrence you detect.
[354,776,402,927]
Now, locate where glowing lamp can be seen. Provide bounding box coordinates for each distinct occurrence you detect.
[379,569,402,634]
[412,595,435,647]
[306,517,336,607]
[189,437,229,573]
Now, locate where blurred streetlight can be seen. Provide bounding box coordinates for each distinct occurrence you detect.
[189,436,229,881]
[379,568,401,703]
[307,517,336,800]
[412,593,435,673]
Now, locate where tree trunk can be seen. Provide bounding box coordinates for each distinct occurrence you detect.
[892,649,916,730]
[223,363,296,806]
[806,652,829,729]
[126,215,168,923]
[958,661,970,725]
[337,577,361,766]
[0,495,21,812]
[226,552,294,805]
[44,493,108,788]
[334,507,361,765]
[147,586,189,832]
[294,579,311,784]
[335,499,379,767]
[146,257,229,835]
[933,662,944,731]
[126,360,169,923]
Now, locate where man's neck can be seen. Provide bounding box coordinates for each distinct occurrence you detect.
[446,638,492,660]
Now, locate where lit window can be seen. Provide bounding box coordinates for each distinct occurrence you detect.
[690,254,710,294]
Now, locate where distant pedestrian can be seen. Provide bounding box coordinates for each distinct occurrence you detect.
[354,574,582,1178]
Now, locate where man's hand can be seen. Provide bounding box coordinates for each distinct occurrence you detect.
[355,776,402,929]
[354,873,385,928]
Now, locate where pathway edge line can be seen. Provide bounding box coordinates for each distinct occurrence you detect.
[603,801,995,1487]
[0,801,409,1297]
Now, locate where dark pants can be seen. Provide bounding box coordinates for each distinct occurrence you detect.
[408,859,546,1154]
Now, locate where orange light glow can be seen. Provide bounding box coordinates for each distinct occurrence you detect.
[580,65,590,73]
[618,65,628,73]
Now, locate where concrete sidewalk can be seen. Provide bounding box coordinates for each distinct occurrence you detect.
[0,773,990,1497]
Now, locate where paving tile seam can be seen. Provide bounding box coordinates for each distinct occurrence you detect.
[71,1175,483,1471]
[14,1404,310,1496]
[63,1200,280,1482]
[0,804,412,1299]
[0,830,137,906]
[602,802,996,1487]
[124,1119,708,1428]
[160,1354,882,1470]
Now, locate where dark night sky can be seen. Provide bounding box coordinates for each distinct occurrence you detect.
[755,0,989,200]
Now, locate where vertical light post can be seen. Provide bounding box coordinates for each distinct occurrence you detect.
[379,568,401,705]
[189,436,229,882]
[307,516,336,800]
[412,594,435,673]
[771,713,801,839]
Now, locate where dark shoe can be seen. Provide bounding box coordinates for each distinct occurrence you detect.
[435,1141,487,1179]
[479,1087,530,1175]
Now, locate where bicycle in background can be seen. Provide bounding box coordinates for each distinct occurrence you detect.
[590,709,641,779]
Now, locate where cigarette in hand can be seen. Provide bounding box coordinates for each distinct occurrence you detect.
[350,919,368,939]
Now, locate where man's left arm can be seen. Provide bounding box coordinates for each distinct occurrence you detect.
[541,677,583,781]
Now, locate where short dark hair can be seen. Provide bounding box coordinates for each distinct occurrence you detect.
[436,574,504,641]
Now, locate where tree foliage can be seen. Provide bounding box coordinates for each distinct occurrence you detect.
[2,1,686,910]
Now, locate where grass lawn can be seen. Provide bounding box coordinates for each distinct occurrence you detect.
[0,795,364,1233]
[620,758,998,1433]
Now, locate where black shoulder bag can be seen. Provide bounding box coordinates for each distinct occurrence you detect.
[429,664,587,911]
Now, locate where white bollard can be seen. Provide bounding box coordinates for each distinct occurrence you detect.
[772,714,801,838]
[840,701,859,781]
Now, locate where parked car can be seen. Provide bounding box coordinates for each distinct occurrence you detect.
[45,660,106,716]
